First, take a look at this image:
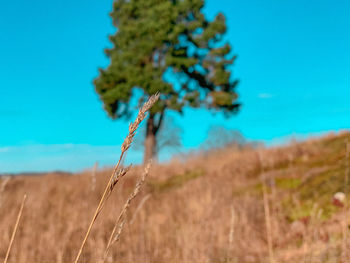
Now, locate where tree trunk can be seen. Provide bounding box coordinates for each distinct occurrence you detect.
[144,114,157,163]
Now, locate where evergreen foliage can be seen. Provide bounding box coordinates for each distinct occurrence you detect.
[95,0,240,160]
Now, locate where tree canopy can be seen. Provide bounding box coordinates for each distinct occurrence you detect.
[95,0,240,161]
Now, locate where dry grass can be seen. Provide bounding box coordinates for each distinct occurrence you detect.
[1,132,350,262]
[74,93,159,263]
[3,194,26,263]
[103,161,152,262]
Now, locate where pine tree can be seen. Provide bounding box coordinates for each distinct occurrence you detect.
[95,0,240,162]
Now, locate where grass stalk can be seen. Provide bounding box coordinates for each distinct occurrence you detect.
[262,175,275,263]
[345,140,349,185]
[0,177,10,210]
[73,93,159,263]
[103,161,152,262]
[3,194,27,263]
[129,193,151,225]
[91,161,98,192]
[258,152,275,263]
[227,205,235,262]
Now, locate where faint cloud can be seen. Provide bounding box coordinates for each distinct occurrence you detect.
[258,93,274,99]
[0,143,143,173]
[0,147,9,153]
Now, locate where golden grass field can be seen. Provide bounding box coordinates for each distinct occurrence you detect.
[1,130,350,263]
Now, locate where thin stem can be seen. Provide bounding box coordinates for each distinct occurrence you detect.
[258,152,275,263]
[103,161,151,262]
[73,93,159,263]
[345,140,349,185]
[73,155,123,263]
[3,194,27,263]
[262,176,275,263]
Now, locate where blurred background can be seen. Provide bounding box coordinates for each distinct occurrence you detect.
[1,0,350,173]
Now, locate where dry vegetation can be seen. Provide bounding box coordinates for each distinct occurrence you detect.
[1,131,350,263]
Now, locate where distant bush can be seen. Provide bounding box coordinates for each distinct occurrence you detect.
[201,125,263,151]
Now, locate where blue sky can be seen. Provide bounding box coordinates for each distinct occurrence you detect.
[1,0,350,172]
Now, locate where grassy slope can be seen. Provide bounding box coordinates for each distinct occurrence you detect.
[1,132,350,263]
[261,132,350,221]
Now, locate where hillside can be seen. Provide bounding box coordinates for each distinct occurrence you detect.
[1,132,350,263]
